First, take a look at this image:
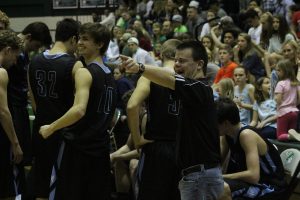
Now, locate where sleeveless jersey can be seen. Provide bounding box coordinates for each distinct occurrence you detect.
[145,82,180,141]
[64,62,117,157]
[28,51,76,127]
[226,126,286,187]
[7,52,30,107]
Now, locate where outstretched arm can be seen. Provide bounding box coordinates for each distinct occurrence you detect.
[120,55,176,90]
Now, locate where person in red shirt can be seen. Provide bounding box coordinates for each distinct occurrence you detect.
[291,10,300,39]
[213,45,238,86]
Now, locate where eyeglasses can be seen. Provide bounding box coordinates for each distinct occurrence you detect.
[174,58,193,64]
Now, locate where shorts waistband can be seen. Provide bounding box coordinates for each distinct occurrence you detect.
[182,163,219,176]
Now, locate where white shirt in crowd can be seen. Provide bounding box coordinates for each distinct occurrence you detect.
[248,23,262,45]
[133,47,157,66]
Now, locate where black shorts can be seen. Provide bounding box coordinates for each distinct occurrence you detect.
[9,105,32,165]
[138,141,181,200]
[0,132,21,198]
[52,142,111,200]
[32,124,62,198]
[225,178,281,199]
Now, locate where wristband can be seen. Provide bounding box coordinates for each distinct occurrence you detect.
[138,63,145,74]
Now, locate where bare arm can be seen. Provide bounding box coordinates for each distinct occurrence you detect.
[240,84,255,110]
[258,115,277,129]
[27,68,36,113]
[223,130,260,184]
[250,109,258,127]
[211,26,226,48]
[0,69,23,163]
[220,136,229,165]
[251,41,266,58]
[274,93,283,106]
[233,45,240,64]
[121,55,176,90]
[127,76,151,148]
[297,65,300,82]
[39,67,92,138]
[71,61,84,77]
[263,52,271,78]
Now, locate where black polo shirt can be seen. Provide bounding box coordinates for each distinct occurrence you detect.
[174,74,221,169]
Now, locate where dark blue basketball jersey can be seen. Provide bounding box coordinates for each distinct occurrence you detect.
[145,82,180,141]
[28,51,76,126]
[63,62,117,157]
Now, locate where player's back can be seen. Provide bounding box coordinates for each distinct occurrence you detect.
[64,62,117,157]
[145,82,180,141]
[28,51,76,125]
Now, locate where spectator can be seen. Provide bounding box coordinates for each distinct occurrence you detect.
[251,77,277,139]
[233,67,255,127]
[207,0,227,17]
[213,45,238,85]
[0,10,10,30]
[233,33,266,81]
[127,37,156,66]
[268,14,295,53]
[172,14,188,37]
[245,9,262,44]
[200,10,218,39]
[185,5,204,37]
[274,59,300,141]
[152,22,167,47]
[161,20,174,39]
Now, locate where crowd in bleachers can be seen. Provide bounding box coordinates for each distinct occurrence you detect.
[96,0,300,142]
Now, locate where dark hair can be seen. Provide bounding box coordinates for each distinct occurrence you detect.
[55,18,80,42]
[254,77,269,103]
[244,9,259,19]
[272,15,291,43]
[260,12,273,48]
[276,59,299,86]
[22,22,52,47]
[176,40,208,75]
[220,29,239,46]
[215,97,240,125]
[201,35,215,51]
[234,65,250,78]
[79,23,111,56]
[0,30,21,51]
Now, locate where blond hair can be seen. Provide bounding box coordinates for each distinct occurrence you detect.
[0,10,9,29]
[218,78,235,99]
[0,30,21,51]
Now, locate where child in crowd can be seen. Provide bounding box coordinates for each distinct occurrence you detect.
[251,77,277,139]
[234,33,266,82]
[217,78,235,100]
[268,15,295,54]
[270,40,299,98]
[233,67,255,126]
[274,59,300,141]
[201,35,218,64]
[213,45,238,86]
